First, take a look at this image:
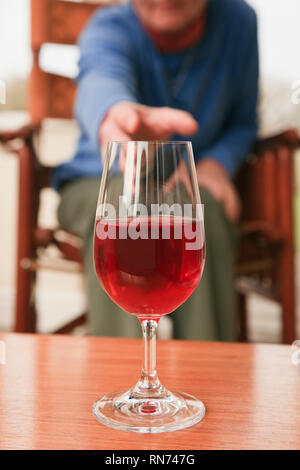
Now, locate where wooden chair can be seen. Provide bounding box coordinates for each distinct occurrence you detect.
[0,0,299,341]
[235,131,299,343]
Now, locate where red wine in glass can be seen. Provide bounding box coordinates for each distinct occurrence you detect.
[94,217,205,319]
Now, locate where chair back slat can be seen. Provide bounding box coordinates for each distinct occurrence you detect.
[29,0,120,122]
[236,131,299,231]
[31,0,112,48]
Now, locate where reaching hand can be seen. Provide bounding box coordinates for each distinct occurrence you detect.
[99,101,198,170]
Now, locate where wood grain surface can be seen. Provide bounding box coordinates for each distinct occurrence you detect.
[0,333,299,450]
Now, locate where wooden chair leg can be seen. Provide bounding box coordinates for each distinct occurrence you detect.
[278,245,296,344]
[15,266,37,332]
[14,145,37,332]
[277,146,296,344]
[238,292,248,342]
[280,274,296,344]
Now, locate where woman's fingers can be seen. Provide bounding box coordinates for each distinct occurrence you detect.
[139,105,198,138]
[100,118,131,163]
[110,102,141,135]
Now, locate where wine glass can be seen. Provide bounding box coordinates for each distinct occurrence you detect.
[93,141,206,433]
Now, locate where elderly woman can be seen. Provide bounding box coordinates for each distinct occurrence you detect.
[54,0,258,340]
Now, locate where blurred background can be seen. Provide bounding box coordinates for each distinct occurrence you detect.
[0,0,300,342]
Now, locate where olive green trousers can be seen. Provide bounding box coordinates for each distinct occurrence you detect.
[58,177,238,341]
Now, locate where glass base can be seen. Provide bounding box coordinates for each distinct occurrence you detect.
[92,388,205,433]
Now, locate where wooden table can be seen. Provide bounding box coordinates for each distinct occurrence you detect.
[0,333,299,450]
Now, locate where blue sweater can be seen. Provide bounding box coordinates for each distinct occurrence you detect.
[52,0,259,190]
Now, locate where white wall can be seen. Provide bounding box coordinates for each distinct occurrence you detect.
[0,0,31,80]
[247,0,300,81]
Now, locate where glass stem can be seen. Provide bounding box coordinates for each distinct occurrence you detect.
[134,319,163,396]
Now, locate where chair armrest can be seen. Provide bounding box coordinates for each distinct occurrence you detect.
[0,123,40,144]
[0,122,52,188]
[239,221,283,244]
[254,129,300,155]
